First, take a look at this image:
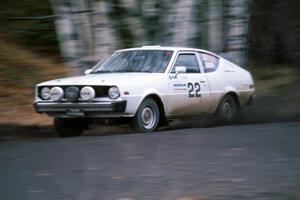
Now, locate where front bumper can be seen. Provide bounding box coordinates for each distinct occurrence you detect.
[33,100,127,117]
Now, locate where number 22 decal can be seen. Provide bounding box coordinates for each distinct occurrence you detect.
[188,82,201,98]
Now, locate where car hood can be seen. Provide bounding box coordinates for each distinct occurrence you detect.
[37,73,161,87]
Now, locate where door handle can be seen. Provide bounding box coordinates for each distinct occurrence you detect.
[200,80,206,83]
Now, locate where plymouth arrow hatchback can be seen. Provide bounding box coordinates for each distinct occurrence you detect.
[34,46,255,137]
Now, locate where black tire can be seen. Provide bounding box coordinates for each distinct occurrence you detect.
[130,98,160,133]
[54,118,84,137]
[215,95,240,125]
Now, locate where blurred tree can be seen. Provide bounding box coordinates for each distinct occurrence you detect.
[249,0,300,65]
[2,0,300,69]
[49,0,251,71]
[194,0,208,49]
[0,0,59,56]
[0,0,251,72]
[108,0,134,48]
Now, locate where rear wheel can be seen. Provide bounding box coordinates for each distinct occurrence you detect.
[215,95,240,125]
[130,98,160,133]
[54,118,85,137]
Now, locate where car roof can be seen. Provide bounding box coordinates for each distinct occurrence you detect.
[116,45,220,57]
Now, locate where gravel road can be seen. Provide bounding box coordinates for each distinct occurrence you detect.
[1,122,300,200]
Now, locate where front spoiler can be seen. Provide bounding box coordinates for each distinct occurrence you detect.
[33,100,127,117]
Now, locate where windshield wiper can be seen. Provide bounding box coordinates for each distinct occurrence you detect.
[113,70,134,73]
[90,70,113,74]
[140,70,152,73]
[91,69,153,73]
[132,70,152,73]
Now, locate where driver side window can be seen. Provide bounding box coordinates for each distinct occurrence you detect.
[171,54,200,73]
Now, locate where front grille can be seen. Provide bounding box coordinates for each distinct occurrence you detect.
[38,85,110,100]
[65,86,80,102]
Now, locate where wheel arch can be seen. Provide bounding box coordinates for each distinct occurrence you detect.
[142,94,168,126]
[214,91,242,125]
[221,91,241,109]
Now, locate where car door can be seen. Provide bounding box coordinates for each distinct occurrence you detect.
[167,52,211,117]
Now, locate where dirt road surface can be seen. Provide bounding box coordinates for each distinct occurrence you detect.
[1,122,300,200]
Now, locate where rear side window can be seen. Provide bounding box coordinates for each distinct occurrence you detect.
[172,54,200,73]
[199,53,219,73]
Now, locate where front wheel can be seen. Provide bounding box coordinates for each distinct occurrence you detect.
[54,118,85,137]
[215,95,240,125]
[130,98,160,133]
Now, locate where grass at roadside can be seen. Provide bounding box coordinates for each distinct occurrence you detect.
[0,39,69,125]
[243,66,300,122]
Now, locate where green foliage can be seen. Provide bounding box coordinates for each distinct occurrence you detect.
[0,0,59,56]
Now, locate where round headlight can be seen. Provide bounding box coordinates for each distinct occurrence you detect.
[80,86,95,101]
[50,87,64,101]
[41,87,50,100]
[108,86,120,99]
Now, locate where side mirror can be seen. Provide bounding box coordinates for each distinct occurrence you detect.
[169,66,186,79]
[175,66,186,74]
[84,69,92,75]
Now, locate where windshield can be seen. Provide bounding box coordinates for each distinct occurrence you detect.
[91,50,173,73]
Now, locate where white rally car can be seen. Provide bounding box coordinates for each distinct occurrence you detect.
[34,46,255,137]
